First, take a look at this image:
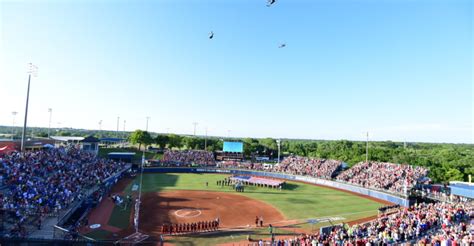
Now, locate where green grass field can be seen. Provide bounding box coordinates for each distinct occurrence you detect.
[105,173,384,245]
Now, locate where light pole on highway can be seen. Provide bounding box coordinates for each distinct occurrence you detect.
[21,63,38,152]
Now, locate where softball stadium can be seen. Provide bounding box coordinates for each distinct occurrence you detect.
[1,140,472,245]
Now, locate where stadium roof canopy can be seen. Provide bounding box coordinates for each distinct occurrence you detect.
[81,136,100,143]
[51,136,85,142]
[108,152,136,156]
[100,137,124,142]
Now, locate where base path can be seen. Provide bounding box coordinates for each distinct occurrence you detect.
[139,190,285,235]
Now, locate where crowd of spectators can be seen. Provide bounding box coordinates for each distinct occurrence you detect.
[266,201,473,245]
[0,147,127,228]
[336,161,428,194]
[217,160,265,170]
[162,150,215,166]
[273,156,342,179]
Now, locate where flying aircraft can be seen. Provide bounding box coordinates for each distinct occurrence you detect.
[267,0,276,7]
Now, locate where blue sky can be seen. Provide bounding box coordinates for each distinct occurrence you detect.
[0,0,472,143]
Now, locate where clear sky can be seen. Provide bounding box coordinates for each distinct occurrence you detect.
[0,0,472,143]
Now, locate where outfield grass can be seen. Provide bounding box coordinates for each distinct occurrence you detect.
[124,173,382,223]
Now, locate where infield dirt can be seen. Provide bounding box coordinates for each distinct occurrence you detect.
[139,190,285,235]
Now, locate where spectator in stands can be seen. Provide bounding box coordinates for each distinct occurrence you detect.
[268,201,473,245]
[0,146,126,228]
[336,161,428,195]
[273,155,342,179]
[162,150,215,166]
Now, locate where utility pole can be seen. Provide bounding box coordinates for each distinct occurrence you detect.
[11,111,17,140]
[21,63,38,152]
[366,132,369,163]
[47,108,52,138]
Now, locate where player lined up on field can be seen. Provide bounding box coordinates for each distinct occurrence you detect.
[161,218,220,234]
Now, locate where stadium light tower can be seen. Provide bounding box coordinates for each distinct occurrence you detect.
[205,127,208,151]
[192,122,198,136]
[146,116,150,132]
[21,63,38,152]
[11,111,18,140]
[47,108,52,138]
[366,132,369,162]
[116,116,120,137]
[276,139,281,164]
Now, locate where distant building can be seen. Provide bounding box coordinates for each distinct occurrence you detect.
[0,139,56,156]
[80,136,100,156]
[50,136,99,156]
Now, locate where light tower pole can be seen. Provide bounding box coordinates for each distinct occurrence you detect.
[123,120,126,142]
[116,116,120,137]
[21,63,38,152]
[205,127,208,151]
[366,132,369,163]
[146,116,150,132]
[47,108,52,138]
[11,111,18,140]
[192,122,198,136]
[276,139,281,164]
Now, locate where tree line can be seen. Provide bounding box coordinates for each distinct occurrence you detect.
[127,130,473,183]
[0,126,472,183]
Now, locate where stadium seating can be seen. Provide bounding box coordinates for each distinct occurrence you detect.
[335,161,428,195]
[161,150,215,166]
[270,201,473,245]
[0,147,127,236]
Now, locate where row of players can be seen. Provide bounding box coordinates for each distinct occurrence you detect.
[161,219,220,234]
